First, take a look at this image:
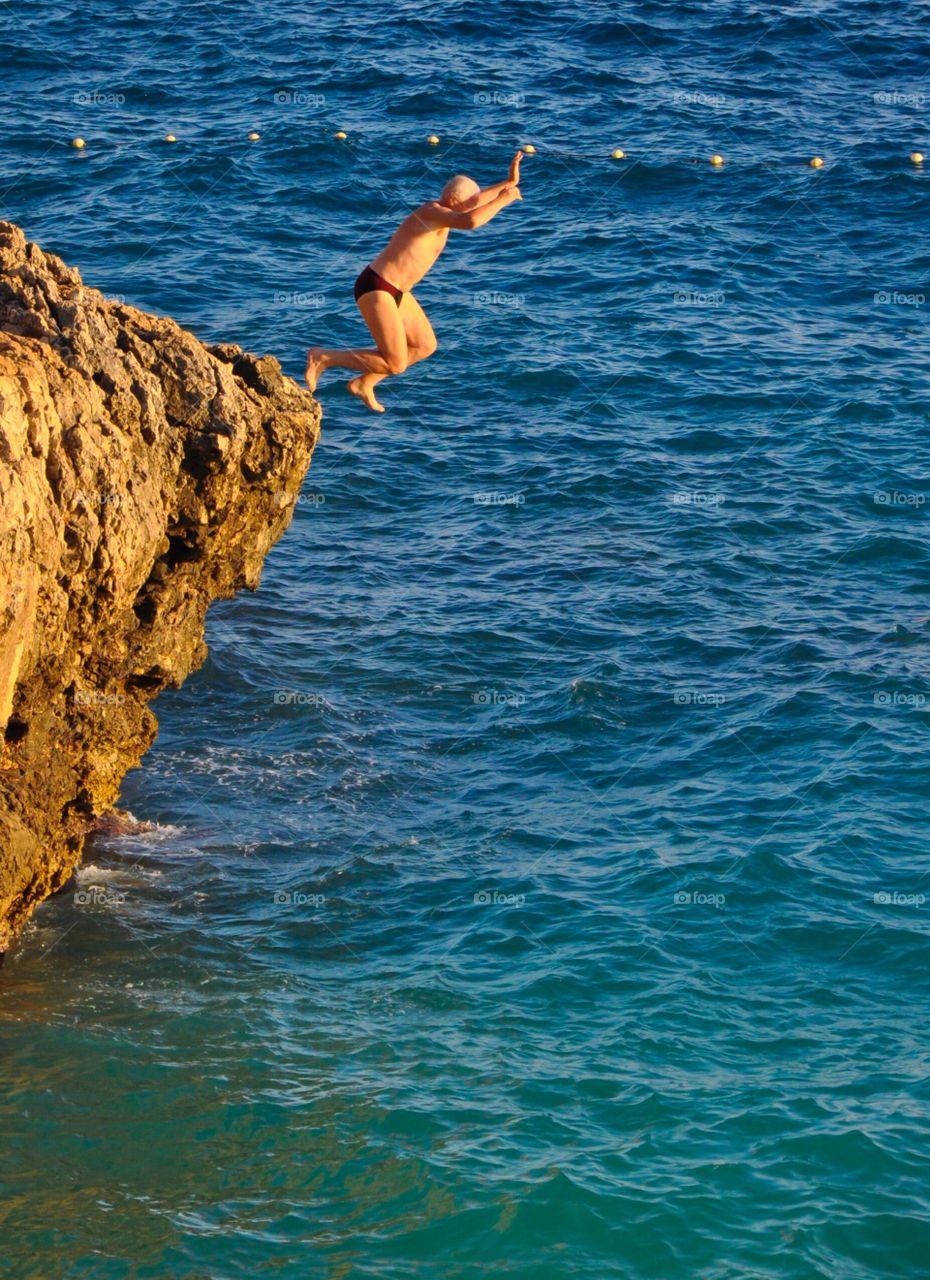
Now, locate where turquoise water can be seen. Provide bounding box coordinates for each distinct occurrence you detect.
[3,2,930,1275]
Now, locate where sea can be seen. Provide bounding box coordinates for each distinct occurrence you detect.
[2,2,930,1276]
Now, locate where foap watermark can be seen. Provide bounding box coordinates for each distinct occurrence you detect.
[73,689,125,708]
[75,488,124,510]
[873,90,927,108]
[273,690,326,707]
[274,490,325,507]
[474,90,526,108]
[673,889,726,908]
[273,290,326,308]
[273,90,326,108]
[472,290,525,308]
[669,491,725,507]
[674,690,726,707]
[673,91,727,108]
[72,89,125,107]
[75,886,126,908]
[273,890,326,907]
[673,289,725,308]
[474,491,524,506]
[474,888,526,907]
[473,690,525,708]
[874,490,925,507]
[874,691,926,709]
[873,890,925,907]
[874,290,925,307]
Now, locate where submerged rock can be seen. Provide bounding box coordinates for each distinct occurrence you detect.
[0,221,320,949]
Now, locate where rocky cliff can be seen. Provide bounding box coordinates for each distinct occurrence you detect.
[0,221,320,950]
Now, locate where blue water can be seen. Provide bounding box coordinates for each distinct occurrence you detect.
[3,1,930,1275]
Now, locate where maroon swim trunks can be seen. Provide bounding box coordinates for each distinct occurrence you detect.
[353,264,404,307]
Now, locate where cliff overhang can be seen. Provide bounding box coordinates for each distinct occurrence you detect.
[0,221,320,949]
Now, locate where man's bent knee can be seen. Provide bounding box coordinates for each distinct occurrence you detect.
[409,337,438,364]
[385,355,408,375]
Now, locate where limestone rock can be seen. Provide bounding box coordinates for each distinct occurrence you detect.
[0,221,321,950]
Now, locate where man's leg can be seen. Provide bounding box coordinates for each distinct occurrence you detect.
[348,293,438,413]
[305,291,407,391]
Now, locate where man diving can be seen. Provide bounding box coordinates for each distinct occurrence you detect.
[305,150,524,412]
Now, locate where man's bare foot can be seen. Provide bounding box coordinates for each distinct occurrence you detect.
[348,375,386,413]
[305,347,326,392]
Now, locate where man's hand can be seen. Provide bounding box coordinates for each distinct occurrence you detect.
[477,156,524,204]
[503,184,522,203]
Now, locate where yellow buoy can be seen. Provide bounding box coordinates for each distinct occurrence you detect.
[611,148,625,160]
[809,156,824,168]
[247,131,261,142]
[427,134,440,145]
[71,137,86,150]
[710,153,724,166]
[910,151,924,165]
[523,143,536,154]
[164,134,177,143]
[334,130,347,140]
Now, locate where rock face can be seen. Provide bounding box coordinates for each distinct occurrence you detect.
[0,221,321,950]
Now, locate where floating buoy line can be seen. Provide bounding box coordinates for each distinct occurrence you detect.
[65,133,927,172]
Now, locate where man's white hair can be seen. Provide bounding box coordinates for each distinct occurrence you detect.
[440,174,479,203]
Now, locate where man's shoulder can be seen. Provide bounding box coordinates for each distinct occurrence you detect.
[413,201,459,230]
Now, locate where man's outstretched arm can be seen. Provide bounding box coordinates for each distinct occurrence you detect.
[421,186,522,231]
[478,150,523,202]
